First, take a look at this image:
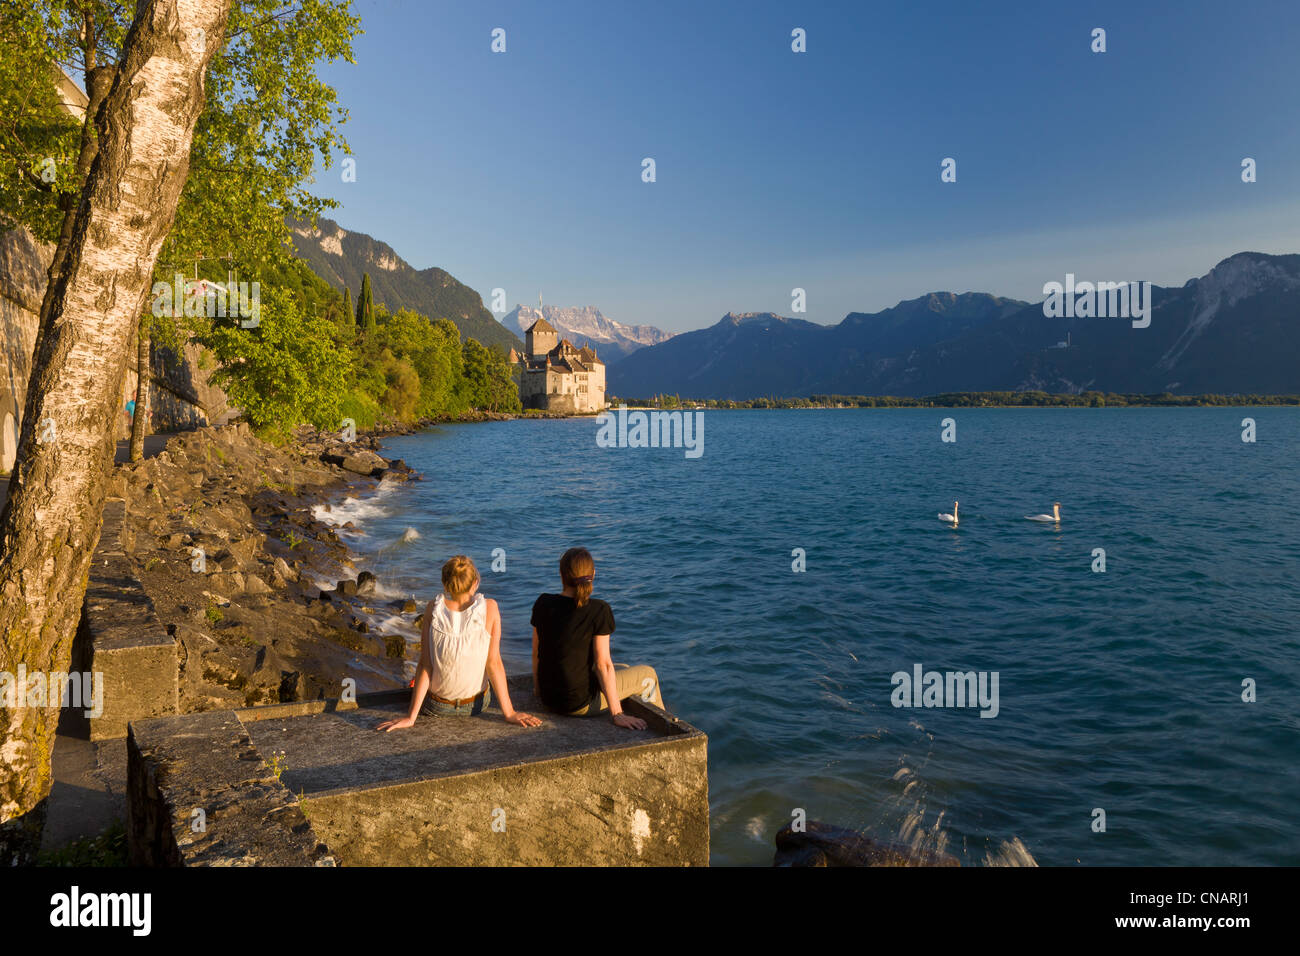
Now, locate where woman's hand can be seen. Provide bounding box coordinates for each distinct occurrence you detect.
[505,711,543,728]
[376,715,416,732]
[612,712,646,731]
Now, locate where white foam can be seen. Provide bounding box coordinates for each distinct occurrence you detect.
[312,477,403,528]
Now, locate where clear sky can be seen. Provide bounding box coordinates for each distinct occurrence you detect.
[315,0,1300,333]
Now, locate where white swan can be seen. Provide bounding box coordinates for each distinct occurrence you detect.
[1025,502,1061,523]
[938,501,959,526]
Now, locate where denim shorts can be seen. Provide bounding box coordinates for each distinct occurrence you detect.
[421,686,491,717]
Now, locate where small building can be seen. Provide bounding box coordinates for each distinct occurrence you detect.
[516,318,606,414]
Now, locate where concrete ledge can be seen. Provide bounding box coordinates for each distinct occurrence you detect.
[126,710,335,866]
[73,499,178,739]
[129,677,709,866]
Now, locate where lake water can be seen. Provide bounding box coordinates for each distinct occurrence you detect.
[324,408,1300,866]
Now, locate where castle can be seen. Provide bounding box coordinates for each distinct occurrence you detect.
[510,316,606,414]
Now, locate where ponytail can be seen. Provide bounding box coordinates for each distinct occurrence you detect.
[560,547,595,607]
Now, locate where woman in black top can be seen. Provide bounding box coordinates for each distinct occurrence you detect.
[531,547,664,730]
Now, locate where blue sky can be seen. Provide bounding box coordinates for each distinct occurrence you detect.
[316,0,1300,333]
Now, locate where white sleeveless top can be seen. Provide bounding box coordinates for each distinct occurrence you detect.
[425,593,491,700]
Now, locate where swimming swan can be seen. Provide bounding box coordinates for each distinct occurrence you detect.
[1025,502,1061,523]
[938,501,959,526]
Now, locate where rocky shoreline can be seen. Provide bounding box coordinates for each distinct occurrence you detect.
[112,422,432,715]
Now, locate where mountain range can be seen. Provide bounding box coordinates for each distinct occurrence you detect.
[609,253,1300,398]
[289,217,520,352]
[501,305,673,362]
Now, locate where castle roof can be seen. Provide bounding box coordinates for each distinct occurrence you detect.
[526,317,556,334]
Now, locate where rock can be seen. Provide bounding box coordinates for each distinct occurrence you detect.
[226,535,262,567]
[244,574,273,595]
[273,556,297,583]
[355,571,378,597]
[342,455,383,476]
[334,578,358,597]
[279,670,303,702]
[773,821,960,867]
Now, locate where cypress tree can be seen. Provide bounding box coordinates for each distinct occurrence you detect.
[357,272,374,331]
[342,286,353,329]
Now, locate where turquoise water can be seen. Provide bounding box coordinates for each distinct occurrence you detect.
[336,409,1300,866]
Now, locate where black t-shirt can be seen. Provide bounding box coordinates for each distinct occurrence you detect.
[531,593,615,713]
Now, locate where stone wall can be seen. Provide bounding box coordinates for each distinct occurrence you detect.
[0,225,233,468]
[127,682,710,866]
[70,498,179,740]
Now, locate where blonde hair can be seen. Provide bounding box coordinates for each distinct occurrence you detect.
[560,547,595,608]
[441,554,479,598]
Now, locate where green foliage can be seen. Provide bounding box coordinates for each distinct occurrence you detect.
[339,388,382,430]
[37,820,128,867]
[0,2,84,239]
[376,348,419,421]
[457,339,522,413]
[357,272,374,331]
[206,294,348,441]
[205,598,224,626]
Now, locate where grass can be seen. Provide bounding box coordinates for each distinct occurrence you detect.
[37,820,128,867]
[267,750,287,782]
[205,598,224,626]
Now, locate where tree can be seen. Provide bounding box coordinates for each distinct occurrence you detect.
[342,286,354,333]
[206,297,348,441]
[356,272,374,331]
[0,0,232,863]
[128,316,151,461]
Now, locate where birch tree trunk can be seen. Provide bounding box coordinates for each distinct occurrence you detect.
[129,321,150,462]
[0,0,230,863]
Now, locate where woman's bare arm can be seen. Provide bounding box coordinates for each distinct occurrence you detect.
[593,634,646,730]
[484,600,541,727]
[377,599,436,731]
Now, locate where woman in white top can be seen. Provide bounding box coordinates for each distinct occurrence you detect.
[377,555,541,729]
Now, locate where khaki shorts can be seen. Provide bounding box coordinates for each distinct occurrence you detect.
[567,663,663,715]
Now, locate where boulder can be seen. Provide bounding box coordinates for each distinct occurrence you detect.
[773,820,960,867]
[244,574,273,596]
[273,556,297,583]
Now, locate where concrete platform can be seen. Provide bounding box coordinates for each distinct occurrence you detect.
[72,498,179,740]
[127,710,334,866]
[128,678,709,866]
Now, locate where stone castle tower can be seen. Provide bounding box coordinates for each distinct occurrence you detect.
[525,316,558,359]
[515,311,606,414]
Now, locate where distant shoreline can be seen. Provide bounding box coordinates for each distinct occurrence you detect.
[605,392,1300,411]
